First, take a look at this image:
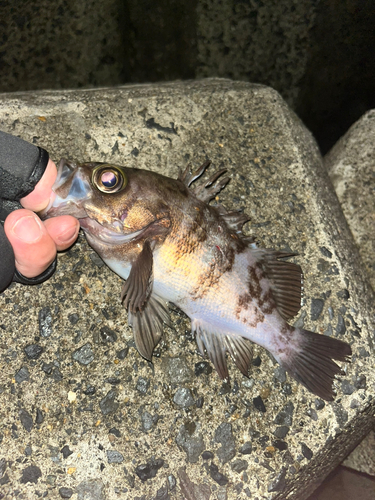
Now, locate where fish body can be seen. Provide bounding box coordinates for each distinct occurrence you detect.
[41,159,351,400]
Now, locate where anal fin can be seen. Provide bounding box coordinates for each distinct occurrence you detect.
[192,320,253,379]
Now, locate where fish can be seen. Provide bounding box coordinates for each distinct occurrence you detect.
[40,159,352,401]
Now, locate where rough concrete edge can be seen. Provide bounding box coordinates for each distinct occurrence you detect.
[323,108,375,294]
[282,402,375,499]
[323,109,375,167]
[272,98,375,500]
[0,77,251,99]
[343,428,375,475]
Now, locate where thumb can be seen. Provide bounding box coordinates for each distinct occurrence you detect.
[20,159,57,212]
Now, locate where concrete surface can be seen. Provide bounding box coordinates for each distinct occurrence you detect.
[343,430,375,477]
[0,79,374,500]
[324,109,375,290]
[2,1,375,154]
[0,0,125,92]
[324,110,375,480]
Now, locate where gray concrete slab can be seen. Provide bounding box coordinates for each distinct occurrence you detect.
[343,430,375,477]
[324,110,375,481]
[324,109,375,290]
[0,79,374,500]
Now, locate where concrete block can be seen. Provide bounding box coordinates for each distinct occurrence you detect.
[343,430,375,477]
[324,110,375,290]
[0,79,373,499]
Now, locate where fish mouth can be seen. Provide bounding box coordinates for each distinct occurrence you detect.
[39,159,91,220]
[79,217,156,245]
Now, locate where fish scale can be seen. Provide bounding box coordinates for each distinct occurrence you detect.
[40,158,352,400]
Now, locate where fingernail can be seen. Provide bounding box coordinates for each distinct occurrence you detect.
[58,224,79,243]
[12,215,43,243]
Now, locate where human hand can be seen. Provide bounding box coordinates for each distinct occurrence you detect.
[4,159,80,278]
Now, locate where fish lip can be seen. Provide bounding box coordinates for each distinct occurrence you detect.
[80,217,153,245]
[39,159,90,220]
[40,202,88,220]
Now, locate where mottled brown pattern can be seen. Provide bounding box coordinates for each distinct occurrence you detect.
[276,324,294,356]
[235,292,265,327]
[247,264,276,315]
[190,235,237,300]
[237,293,251,311]
[247,265,262,299]
[259,289,275,314]
[182,200,246,300]
[191,263,218,299]
[173,219,207,260]
[249,306,265,328]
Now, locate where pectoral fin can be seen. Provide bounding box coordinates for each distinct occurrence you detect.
[121,240,170,360]
[128,294,170,360]
[121,240,153,313]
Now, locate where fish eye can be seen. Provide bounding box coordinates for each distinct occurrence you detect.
[92,165,127,193]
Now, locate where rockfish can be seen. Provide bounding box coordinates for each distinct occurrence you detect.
[41,159,351,401]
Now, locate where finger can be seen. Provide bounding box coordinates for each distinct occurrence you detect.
[4,209,56,278]
[20,159,57,212]
[44,216,80,251]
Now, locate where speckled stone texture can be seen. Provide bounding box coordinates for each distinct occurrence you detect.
[0,0,318,102]
[324,110,375,481]
[0,80,374,500]
[0,0,125,92]
[195,0,317,106]
[324,110,375,290]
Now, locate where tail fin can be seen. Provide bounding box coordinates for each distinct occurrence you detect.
[279,329,352,401]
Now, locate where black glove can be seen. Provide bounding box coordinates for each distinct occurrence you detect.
[0,131,55,292]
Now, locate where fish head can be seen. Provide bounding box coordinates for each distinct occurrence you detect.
[40,159,176,247]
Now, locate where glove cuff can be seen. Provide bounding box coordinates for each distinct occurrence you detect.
[17,147,49,199]
[13,257,57,285]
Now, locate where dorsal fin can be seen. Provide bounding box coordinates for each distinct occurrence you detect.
[221,210,251,234]
[251,249,303,320]
[192,168,230,202]
[178,160,211,187]
[178,160,230,203]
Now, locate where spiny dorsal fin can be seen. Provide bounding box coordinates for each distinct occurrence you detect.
[178,160,230,203]
[252,249,303,320]
[193,168,230,203]
[221,210,251,234]
[178,160,211,187]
